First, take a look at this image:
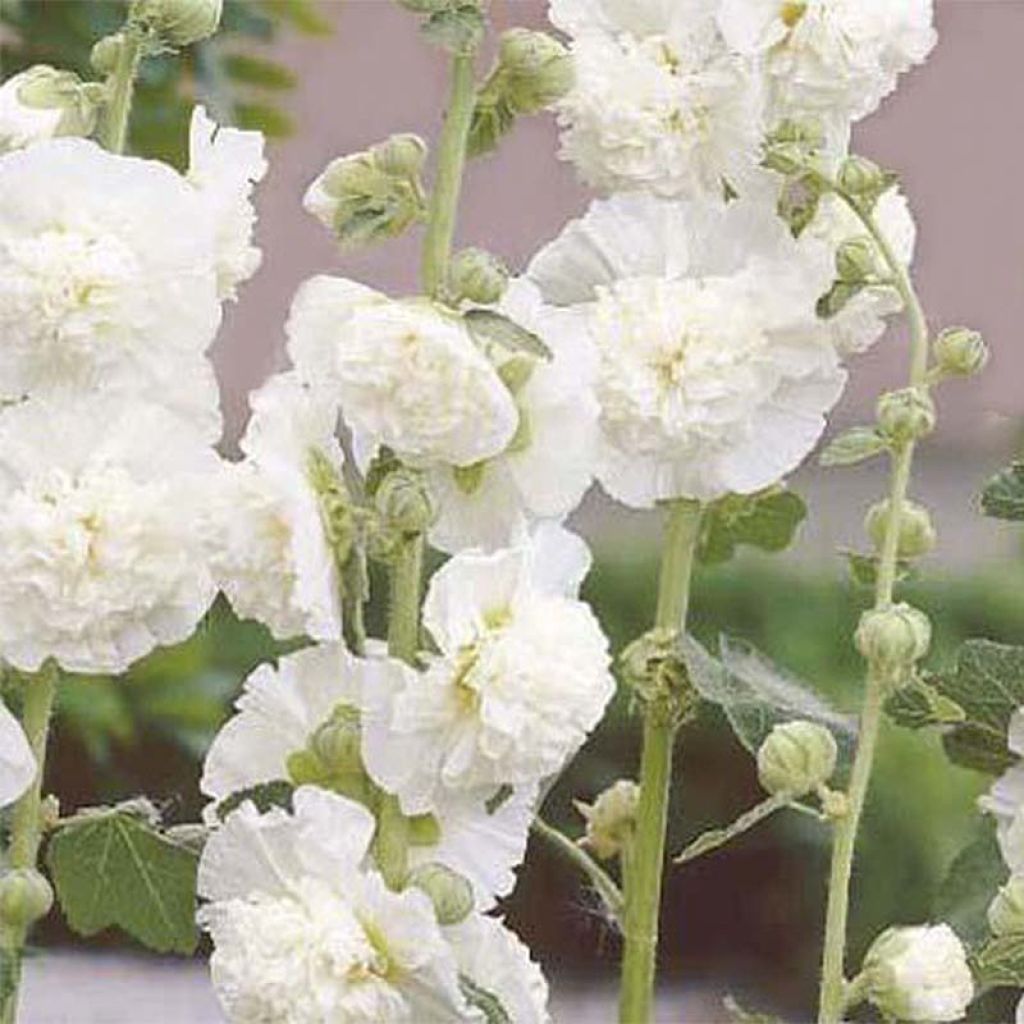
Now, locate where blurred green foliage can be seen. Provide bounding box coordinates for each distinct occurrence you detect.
[0,0,331,166]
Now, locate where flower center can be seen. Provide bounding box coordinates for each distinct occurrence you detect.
[781,2,807,28]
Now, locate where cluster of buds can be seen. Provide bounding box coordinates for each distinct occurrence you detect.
[855,603,931,690]
[448,247,509,306]
[132,0,223,47]
[576,780,639,861]
[876,387,936,445]
[469,29,573,157]
[865,498,937,560]
[304,134,428,249]
[756,721,838,800]
[0,66,103,154]
[619,628,698,722]
[933,326,989,379]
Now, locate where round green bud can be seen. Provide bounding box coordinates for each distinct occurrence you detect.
[498,28,574,113]
[836,236,880,283]
[855,604,931,681]
[865,499,937,559]
[371,133,427,179]
[375,469,435,534]
[13,65,98,139]
[989,877,1024,937]
[876,387,936,444]
[933,326,989,378]
[408,863,474,926]
[309,703,363,777]
[756,720,838,797]
[838,155,886,197]
[91,34,124,76]
[449,247,509,306]
[135,0,223,46]
[575,780,640,860]
[0,869,53,930]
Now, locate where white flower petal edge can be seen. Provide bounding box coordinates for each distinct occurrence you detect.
[361,524,613,807]
[0,699,35,808]
[198,787,475,1023]
[0,137,223,432]
[286,275,519,467]
[529,191,847,506]
[200,643,360,812]
[188,106,267,301]
[981,708,1024,873]
[205,372,344,642]
[426,278,600,553]
[448,913,552,1024]
[0,396,219,675]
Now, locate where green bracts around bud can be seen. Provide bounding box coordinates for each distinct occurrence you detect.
[756,721,837,798]
[575,780,640,861]
[876,387,936,444]
[933,326,988,378]
[134,0,223,46]
[865,499,937,559]
[836,236,881,283]
[375,468,435,534]
[0,868,54,930]
[989,876,1024,936]
[449,247,509,305]
[408,862,474,925]
[1,66,102,151]
[855,603,931,687]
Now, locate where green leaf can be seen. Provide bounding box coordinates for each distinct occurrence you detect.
[981,463,1024,522]
[842,549,915,589]
[223,53,297,90]
[885,674,966,730]
[675,794,788,865]
[464,309,552,359]
[261,0,334,35]
[934,818,1008,946]
[819,427,889,467]
[468,94,516,158]
[972,934,1024,989]
[697,488,807,566]
[421,5,485,53]
[458,974,512,1024]
[214,780,295,823]
[234,101,294,138]
[47,802,199,955]
[683,634,856,759]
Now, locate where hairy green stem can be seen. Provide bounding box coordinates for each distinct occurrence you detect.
[531,817,624,922]
[619,499,702,1024]
[817,195,931,1024]
[421,51,476,299]
[99,28,142,155]
[1,663,58,1024]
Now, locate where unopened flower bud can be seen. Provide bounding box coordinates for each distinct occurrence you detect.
[135,0,223,46]
[375,469,435,534]
[449,248,509,306]
[865,499,936,559]
[756,721,837,797]
[862,924,973,1023]
[876,388,936,444]
[933,326,988,378]
[371,133,427,178]
[498,28,573,113]
[836,236,880,283]
[0,868,53,929]
[855,604,931,684]
[838,155,886,197]
[989,876,1024,937]
[91,34,124,76]
[408,863,474,925]
[0,66,98,153]
[309,703,363,777]
[576,780,640,860]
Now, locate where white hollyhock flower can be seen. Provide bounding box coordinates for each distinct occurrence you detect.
[362,524,614,807]
[0,138,223,433]
[552,0,764,199]
[425,279,599,553]
[202,643,534,910]
[862,924,973,1023]
[980,708,1024,873]
[187,106,267,300]
[286,276,519,468]
[718,0,936,136]
[199,787,476,1024]
[528,191,846,506]
[205,372,343,642]
[0,698,35,808]
[0,397,218,674]
[448,914,551,1024]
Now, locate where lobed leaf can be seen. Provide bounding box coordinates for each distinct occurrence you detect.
[934,817,1008,946]
[697,488,807,566]
[981,463,1024,522]
[47,802,200,955]
[819,427,889,468]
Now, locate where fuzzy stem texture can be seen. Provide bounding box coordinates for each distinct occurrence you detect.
[619,499,702,1024]
[817,194,931,1024]
[99,27,143,155]
[0,664,58,1024]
